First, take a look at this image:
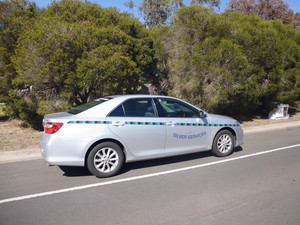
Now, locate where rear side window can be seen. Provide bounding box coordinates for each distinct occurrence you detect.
[68,98,111,115]
[109,105,125,117]
[108,98,156,117]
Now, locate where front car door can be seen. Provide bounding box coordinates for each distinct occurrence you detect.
[155,98,211,155]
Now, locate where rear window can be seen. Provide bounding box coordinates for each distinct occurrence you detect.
[68,97,112,115]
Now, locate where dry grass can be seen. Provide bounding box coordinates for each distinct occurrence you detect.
[0,119,42,152]
[241,112,300,127]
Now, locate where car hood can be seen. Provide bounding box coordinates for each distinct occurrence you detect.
[207,113,237,124]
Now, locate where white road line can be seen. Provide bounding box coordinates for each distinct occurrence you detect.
[1,143,300,204]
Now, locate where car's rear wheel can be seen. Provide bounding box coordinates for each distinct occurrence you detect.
[212,130,235,157]
[87,142,124,178]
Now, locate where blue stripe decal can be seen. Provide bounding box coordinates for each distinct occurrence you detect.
[68,121,112,124]
[68,120,239,127]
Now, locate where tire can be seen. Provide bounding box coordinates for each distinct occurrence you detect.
[87,142,124,178]
[212,130,235,157]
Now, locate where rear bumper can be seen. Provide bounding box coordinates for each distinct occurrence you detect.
[40,133,86,167]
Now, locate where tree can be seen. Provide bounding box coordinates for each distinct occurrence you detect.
[4,0,155,127]
[294,12,300,32]
[0,0,37,103]
[228,0,294,24]
[190,0,220,8]
[139,0,183,28]
[136,0,221,28]
[158,6,300,117]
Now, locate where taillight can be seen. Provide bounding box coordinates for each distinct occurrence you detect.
[43,122,63,134]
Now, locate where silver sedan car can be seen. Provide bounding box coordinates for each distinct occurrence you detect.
[40,95,243,178]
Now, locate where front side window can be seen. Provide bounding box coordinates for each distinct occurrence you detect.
[156,98,199,118]
[109,98,156,117]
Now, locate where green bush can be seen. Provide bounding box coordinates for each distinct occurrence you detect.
[1,2,299,128]
[1,0,155,128]
[161,7,300,118]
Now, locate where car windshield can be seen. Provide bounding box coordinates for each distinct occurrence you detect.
[68,97,112,115]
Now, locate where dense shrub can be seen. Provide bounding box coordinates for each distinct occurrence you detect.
[1,0,155,127]
[159,7,300,118]
[1,1,299,128]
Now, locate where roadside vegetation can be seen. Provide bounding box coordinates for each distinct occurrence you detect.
[0,119,41,151]
[1,0,299,129]
[0,104,5,117]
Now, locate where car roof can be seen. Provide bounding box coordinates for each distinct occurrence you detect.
[78,95,187,117]
[95,94,174,101]
[99,94,173,99]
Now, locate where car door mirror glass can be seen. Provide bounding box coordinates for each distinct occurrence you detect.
[199,111,206,119]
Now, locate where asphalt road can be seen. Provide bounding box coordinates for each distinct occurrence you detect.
[1,126,300,225]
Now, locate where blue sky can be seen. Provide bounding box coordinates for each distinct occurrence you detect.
[34,0,300,14]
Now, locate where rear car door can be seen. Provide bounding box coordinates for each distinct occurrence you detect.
[107,98,166,158]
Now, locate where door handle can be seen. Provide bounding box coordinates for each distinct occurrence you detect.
[112,121,125,127]
[167,121,176,127]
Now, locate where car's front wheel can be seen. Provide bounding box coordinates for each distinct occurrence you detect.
[212,130,235,157]
[87,142,124,178]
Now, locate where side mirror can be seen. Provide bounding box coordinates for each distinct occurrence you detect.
[199,111,206,119]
